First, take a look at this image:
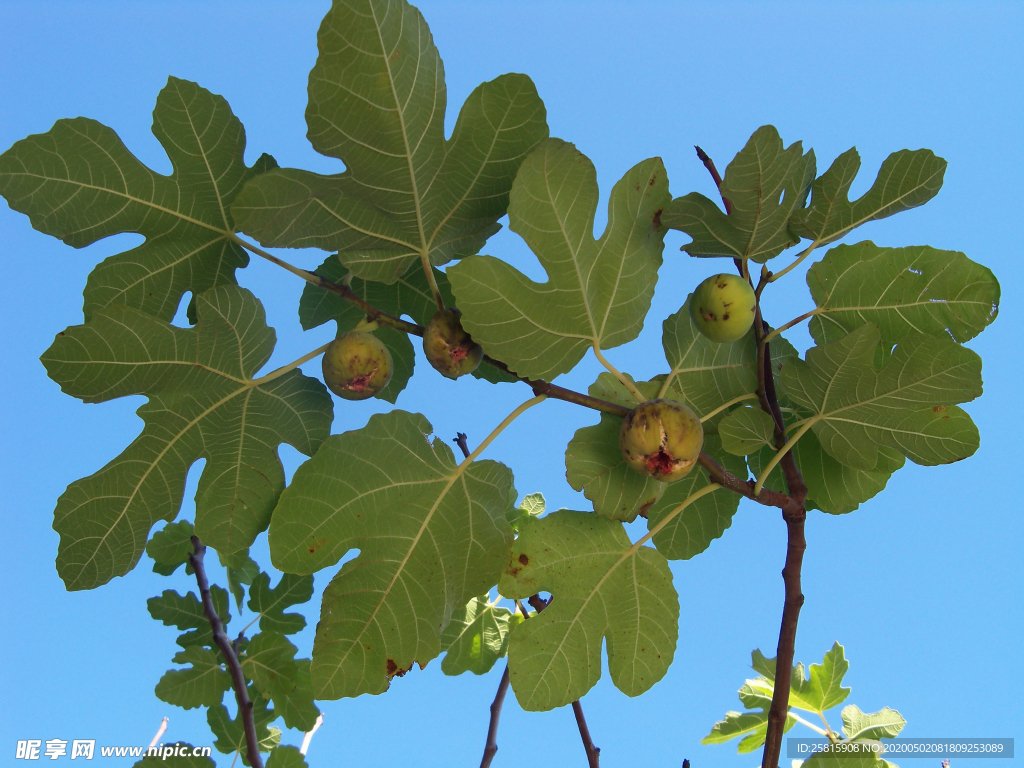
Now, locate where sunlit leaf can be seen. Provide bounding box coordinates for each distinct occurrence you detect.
[748,430,904,515]
[779,324,982,470]
[269,410,514,699]
[663,126,815,262]
[440,595,518,675]
[266,746,309,768]
[449,138,670,380]
[499,511,678,711]
[0,77,275,321]
[232,0,548,283]
[842,705,906,741]
[41,286,332,589]
[719,406,776,456]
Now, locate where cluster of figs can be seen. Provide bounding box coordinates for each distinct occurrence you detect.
[322,273,756,483]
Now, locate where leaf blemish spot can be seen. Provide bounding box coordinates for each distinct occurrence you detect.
[518,553,529,565]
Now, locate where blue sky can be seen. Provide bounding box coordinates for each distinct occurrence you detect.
[1,1,1020,766]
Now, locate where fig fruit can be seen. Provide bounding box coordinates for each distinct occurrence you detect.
[423,308,483,380]
[321,331,393,400]
[619,399,704,482]
[690,273,756,343]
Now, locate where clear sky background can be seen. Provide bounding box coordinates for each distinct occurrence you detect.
[1,2,1021,766]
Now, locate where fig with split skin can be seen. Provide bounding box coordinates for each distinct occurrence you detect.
[321,330,393,400]
[690,273,757,343]
[619,399,704,482]
[423,308,483,380]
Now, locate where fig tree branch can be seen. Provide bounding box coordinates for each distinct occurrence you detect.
[232,234,795,511]
[694,146,810,768]
[188,536,264,768]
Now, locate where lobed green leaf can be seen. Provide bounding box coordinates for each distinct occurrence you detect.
[449,138,671,380]
[806,242,999,347]
[791,147,945,245]
[779,324,982,470]
[0,77,275,321]
[663,125,814,262]
[242,632,319,731]
[147,587,230,649]
[842,705,906,741]
[41,286,333,589]
[498,511,678,711]
[269,410,514,699]
[246,572,314,636]
[154,646,231,710]
[232,0,548,283]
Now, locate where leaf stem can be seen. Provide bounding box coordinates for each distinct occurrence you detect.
[762,308,823,345]
[768,240,821,283]
[300,713,324,757]
[789,712,828,737]
[592,344,644,403]
[420,251,446,310]
[699,392,759,423]
[188,536,264,768]
[754,417,819,495]
[249,342,332,387]
[228,232,319,286]
[459,396,547,468]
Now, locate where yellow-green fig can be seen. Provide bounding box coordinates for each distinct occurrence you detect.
[423,308,483,380]
[619,399,704,482]
[321,331,393,400]
[690,273,756,343]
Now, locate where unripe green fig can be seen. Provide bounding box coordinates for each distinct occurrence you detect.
[690,273,756,343]
[321,331,393,400]
[423,308,483,380]
[619,399,704,482]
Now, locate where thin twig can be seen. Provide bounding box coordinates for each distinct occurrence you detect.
[300,713,324,756]
[453,432,471,460]
[479,665,511,768]
[148,717,168,750]
[189,536,264,768]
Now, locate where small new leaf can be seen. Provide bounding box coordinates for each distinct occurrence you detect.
[842,705,906,741]
[147,520,195,576]
[247,572,314,636]
[499,511,678,711]
[0,77,275,321]
[791,147,945,246]
[269,410,514,699]
[780,324,982,470]
[807,242,999,347]
[242,632,319,731]
[147,587,230,649]
[41,286,333,589]
[663,126,815,262]
[154,646,231,710]
[266,746,309,768]
[208,685,279,764]
[440,595,518,676]
[132,745,216,767]
[232,0,548,282]
[448,138,671,380]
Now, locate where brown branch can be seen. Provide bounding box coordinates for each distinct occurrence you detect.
[572,701,601,768]
[189,536,263,768]
[453,432,471,460]
[694,143,811,768]
[314,255,793,516]
[479,665,511,768]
